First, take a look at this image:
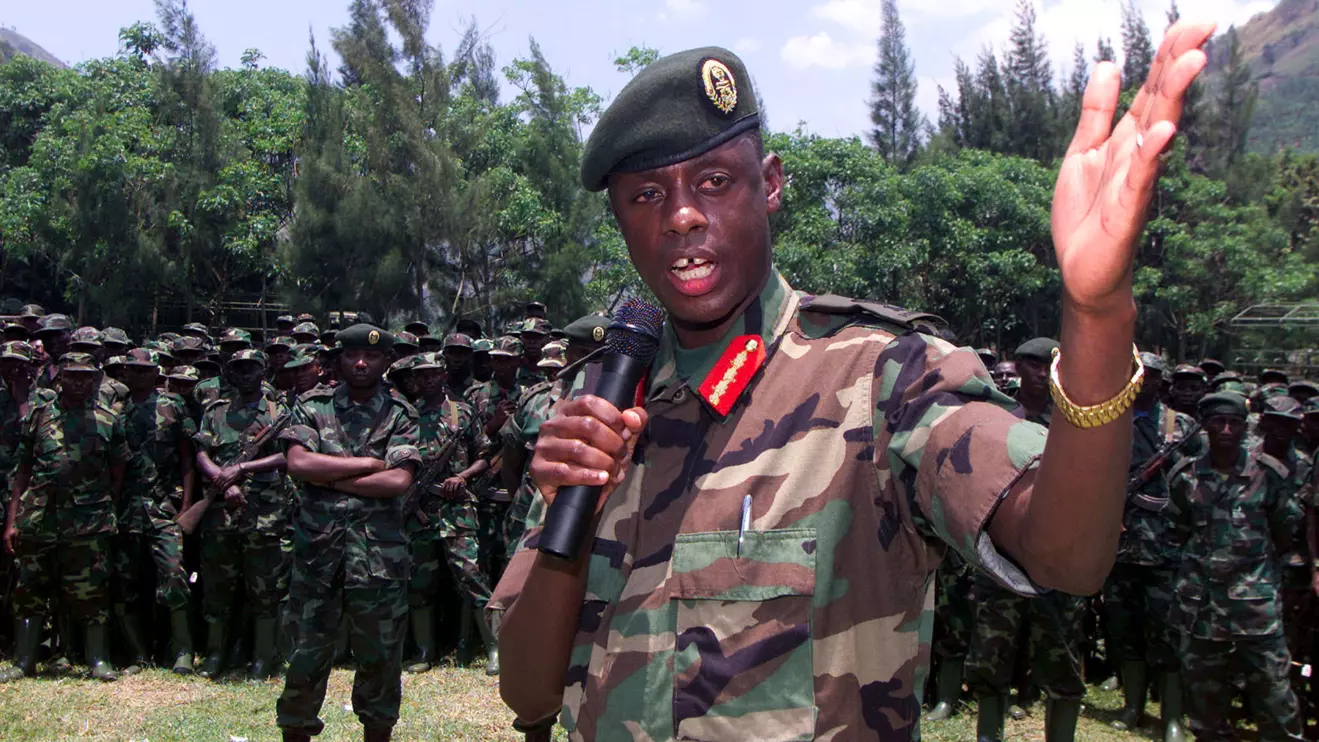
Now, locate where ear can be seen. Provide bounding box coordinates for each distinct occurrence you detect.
[762,153,784,214]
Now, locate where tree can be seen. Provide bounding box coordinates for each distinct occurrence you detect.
[867,0,924,168]
[614,46,659,77]
[1096,37,1117,64]
[1120,0,1155,92]
[1004,0,1058,160]
[1209,27,1258,175]
[1062,43,1089,128]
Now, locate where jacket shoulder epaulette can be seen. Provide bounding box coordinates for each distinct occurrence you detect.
[796,293,946,340]
[298,385,335,404]
[1257,452,1291,480]
[519,381,553,405]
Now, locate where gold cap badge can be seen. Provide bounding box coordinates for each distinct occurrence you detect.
[701,59,738,116]
[592,326,606,342]
[368,330,380,345]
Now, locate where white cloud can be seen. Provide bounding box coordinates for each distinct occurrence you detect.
[733,37,763,54]
[663,0,707,19]
[781,31,874,70]
[811,0,994,32]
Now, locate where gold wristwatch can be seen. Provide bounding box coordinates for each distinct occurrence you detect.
[1048,345,1144,429]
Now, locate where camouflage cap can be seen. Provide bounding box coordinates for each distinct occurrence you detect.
[194,357,221,374]
[1259,368,1289,385]
[1014,337,1059,363]
[336,324,394,350]
[444,333,473,350]
[36,314,74,334]
[417,334,443,349]
[537,341,567,369]
[1198,358,1226,376]
[563,315,610,345]
[227,348,267,368]
[3,322,30,339]
[19,303,45,319]
[292,322,320,338]
[101,327,131,347]
[1171,364,1207,382]
[411,352,444,372]
[171,336,207,354]
[0,341,35,363]
[70,326,103,347]
[975,348,997,366]
[182,321,211,336]
[104,355,127,370]
[144,340,177,361]
[265,335,295,351]
[275,314,295,324]
[295,313,316,323]
[1138,352,1167,375]
[59,352,100,373]
[472,337,494,354]
[403,321,430,337]
[455,319,484,339]
[282,344,321,370]
[1257,383,1289,401]
[1198,391,1248,419]
[518,318,552,337]
[122,348,160,368]
[387,355,423,380]
[490,335,524,358]
[1302,397,1319,416]
[1261,395,1303,421]
[394,330,419,350]
[218,328,253,348]
[1286,380,1318,397]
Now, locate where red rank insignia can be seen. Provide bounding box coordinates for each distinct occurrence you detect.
[697,335,766,417]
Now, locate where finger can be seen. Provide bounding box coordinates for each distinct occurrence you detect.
[534,436,621,475]
[540,413,628,461]
[1137,49,1208,132]
[1067,62,1120,156]
[621,407,649,436]
[1106,120,1177,239]
[1129,21,1213,123]
[529,457,612,491]
[558,395,627,434]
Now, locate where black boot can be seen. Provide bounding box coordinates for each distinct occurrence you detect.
[250,617,278,681]
[0,617,40,682]
[170,610,194,675]
[85,621,117,682]
[1046,698,1082,742]
[475,606,499,676]
[977,695,1006,742]
[114,605,150,675]
[456,603,476,666]
[281,731,312,742]
[198,620,227,679]
[363,726,391,742]
[50,614,77,672]
[1162,672,1186,742]
[1112,660,1148,731]
[405,607,435,674]
[925,658,965,721]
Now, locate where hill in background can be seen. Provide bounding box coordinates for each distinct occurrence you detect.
[1206,0,1319,153]
[0,27,66,68]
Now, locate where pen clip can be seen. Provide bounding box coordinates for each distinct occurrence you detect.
[737,494,752,558]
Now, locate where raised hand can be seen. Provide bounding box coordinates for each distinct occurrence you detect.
[1052,21,1215,316]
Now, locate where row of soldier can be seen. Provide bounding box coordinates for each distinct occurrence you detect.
[928,339,1319,742]
[0,302,610,740]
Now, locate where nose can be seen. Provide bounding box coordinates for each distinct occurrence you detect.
[665,187,709,237]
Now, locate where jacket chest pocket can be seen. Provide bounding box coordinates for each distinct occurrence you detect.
[670,528,817,742]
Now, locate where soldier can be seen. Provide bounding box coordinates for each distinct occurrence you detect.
[181,322,212,343]
[524,301,547,321]
[403,321,430,338]
[1289,381,1318,406]
[1104,352,1203,741]
[489,30,1215,739]
[1199,359,1226,380]
[925,548,976,722]
[442,333,475,398]
[31,314,74,389]
[101,328,132,357]
[1261,369,1291,388]
[977,348,998,370]
[194,329,255,406]
[456,319,484,340]
[17,304,44,335]
[291,322,319,346]
[393,331,420,360]
[266,336,295,379]
[275,315,296,337]
[166,366,203,424]
[193,349,291,681]
[172,336,208,369]
[276,346,323,402]
[103,355,127,383]
[537,342,567,383]
[417,333,443,353]
[3,321,29,343]
[516,319,551,386]
[386,355,424,405]
[403,353,498,676]
[0,342,49,654]
[1168,365,1209,418]
[466,335,528,584]
[275,325,420,742]
[1,353,130,682]
[991,360,1021,397]
[71,327,130,414]
[471,337,494,385]
[113,348,197,675]
[1210,371,1247,395]
[1167,392,1305,742]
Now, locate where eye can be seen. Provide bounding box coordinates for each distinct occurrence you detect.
[632,187,663,204]
[700,174,731,191]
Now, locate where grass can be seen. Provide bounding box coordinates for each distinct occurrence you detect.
[0,663,1185,742]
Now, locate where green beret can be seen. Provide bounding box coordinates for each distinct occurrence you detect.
[1172,364,1207,382]
[490,335,523,358]
[444,333,473,350]
[582,47,760,192]
[123,348,160,368]
[228,348,267,368]
[1014,338,1059,363]
[59,352,100,373]
[1261,395,1303,421]
[564,315,610,345]
[218,328,253,348]
[283,344,320,370]
[36,314,73,334]
[1198,391,1248,419]
[0,341,34,363]
[337,324,394,351]
[1138,352,1167,375]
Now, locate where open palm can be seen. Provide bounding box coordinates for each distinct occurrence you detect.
[1052,21,1216,315]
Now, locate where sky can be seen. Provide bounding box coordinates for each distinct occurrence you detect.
[3,0,1279,139]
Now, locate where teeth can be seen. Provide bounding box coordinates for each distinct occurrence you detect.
[671,257,710,270]
[673,263,715,281]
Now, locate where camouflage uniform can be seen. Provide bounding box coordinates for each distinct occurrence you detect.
[465,376,522,579]
[0,373,53,643]
[1167,448,1305,741]
[275,384,420,736]
[491,273,1050,741]
[194,393,292,624]
[501,379,559,560]
[11,394,131,624]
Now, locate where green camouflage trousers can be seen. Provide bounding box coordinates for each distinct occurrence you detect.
[201,531,285,621]
[276,499,409,735]
[113,527,190,611]
[503,481,541,561]
[1102,562,1179,672]
[932,557,976,660]
[12,537,112,623]
[476,498,510,585]
[1182,633,1303,741]
[409,499,491,611]
[967,577,1086,700]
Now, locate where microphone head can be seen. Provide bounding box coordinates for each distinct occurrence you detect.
[607,298,664,365]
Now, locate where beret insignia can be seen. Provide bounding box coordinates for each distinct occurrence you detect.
[368,330,380,345]
[701,58,737,116]
[592,326,606,343]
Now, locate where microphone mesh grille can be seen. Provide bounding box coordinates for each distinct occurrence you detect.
[607,298,664,365]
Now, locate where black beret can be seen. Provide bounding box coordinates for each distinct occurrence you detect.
[581,47,760,192]
[1198,391,1248,419]
[563,315,610,345]
[1014,338,1059,363]
[336,324,394,351]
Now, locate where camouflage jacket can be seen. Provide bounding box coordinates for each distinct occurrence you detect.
[195,393,291,535]
[120,391,197,532]
[194,375,277,407]
[409,396,482,533]
[516,365,545,388]
[0,385,55,498]
[1119,403,1205,567]
[1168,447,1301,639]
[1265,443,1314,568]
[15,396,131,541]
[491,271,1048,742]
[98,376,130,414]
[465,379,523,502]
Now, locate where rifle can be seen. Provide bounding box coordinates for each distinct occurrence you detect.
[400,434,461,525]
[177,410,292,535]
[1126,420,1203,513]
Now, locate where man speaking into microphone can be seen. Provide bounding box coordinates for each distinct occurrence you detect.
[492,24,1215,742]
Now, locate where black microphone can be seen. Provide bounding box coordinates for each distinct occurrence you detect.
[538,298,664,560]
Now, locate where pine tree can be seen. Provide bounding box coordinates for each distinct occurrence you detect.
[867,0,924,168]
[1210,27,1258,174]
[1062,43,1089,127]
[1120,0,1155,92]
[1005,0,1057,160]
[1096,37,1116,63]
[1167,0,1181,26]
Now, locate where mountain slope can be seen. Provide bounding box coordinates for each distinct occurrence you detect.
[0,28,66,68]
